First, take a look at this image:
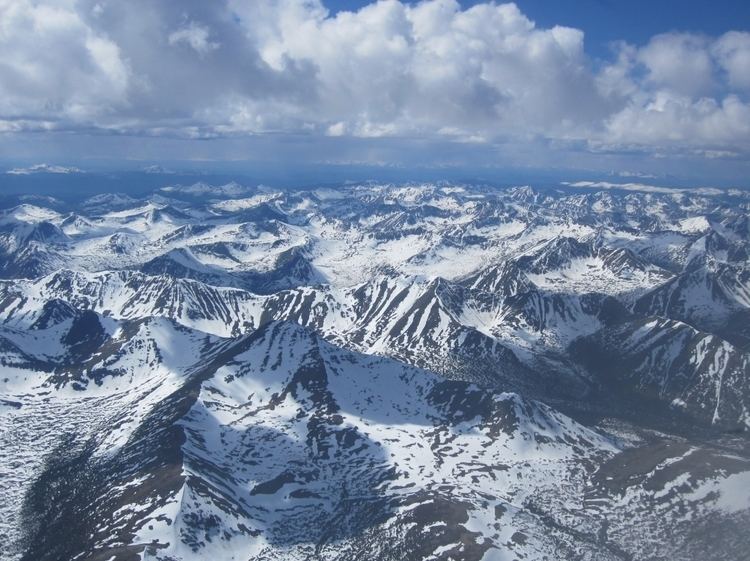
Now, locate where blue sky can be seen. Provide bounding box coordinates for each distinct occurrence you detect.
[0,0,749,185]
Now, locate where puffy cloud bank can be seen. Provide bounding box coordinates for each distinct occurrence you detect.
[0,0,749,159]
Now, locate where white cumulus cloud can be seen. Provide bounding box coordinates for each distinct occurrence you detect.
[0,0,747,163]
[168,21,219,56]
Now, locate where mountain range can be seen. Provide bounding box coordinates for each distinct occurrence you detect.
[1,181,749,560]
